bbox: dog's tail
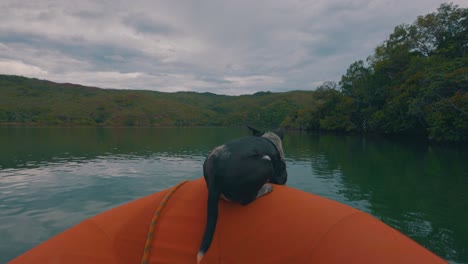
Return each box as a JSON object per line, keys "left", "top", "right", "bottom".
{"left": 198, "top": 184, "right": 220, "bottom": 263}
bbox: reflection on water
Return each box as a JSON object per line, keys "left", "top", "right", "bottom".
{"left": 285, "top": 133, "right": 468, "bottom": 263}
{"left": 0, "top": 127, "right": 467, "bottom": 263}
{"left": 0, "top": 153, "right": 205, "bottom": 261}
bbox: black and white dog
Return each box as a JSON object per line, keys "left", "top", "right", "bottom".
{"left": 197, "top": 125, "right": 288, "bottom": 263}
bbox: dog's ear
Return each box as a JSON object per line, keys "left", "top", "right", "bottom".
{"left": 274, "top": 128, "right": 285, "bottom": 140}
{"left": 246, "top": 125, "right": 263, "bottom": 136}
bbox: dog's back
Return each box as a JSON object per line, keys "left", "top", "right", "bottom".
{"left": 203, "top": 136, "right": 284, "bottom": 204}
{"left": 198, "top": 127, "right": 288, "bottom": 263}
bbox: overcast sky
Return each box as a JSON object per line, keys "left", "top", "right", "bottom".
{"left": 0, "top": 0, "right": 466, "bottom": 95}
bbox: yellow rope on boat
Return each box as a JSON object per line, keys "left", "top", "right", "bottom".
{"left": 141, "top": 180, "right": 189, "bottom": 264}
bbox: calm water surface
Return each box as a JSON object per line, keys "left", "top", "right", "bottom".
{"left": 1, "top": 127, "right": 467, "bottom": 263}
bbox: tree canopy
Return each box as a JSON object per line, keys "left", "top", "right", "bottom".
{"left": 282, "top": 3, "right": 467, "bottom": 142}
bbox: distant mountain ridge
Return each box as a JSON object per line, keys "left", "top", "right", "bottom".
{"left": 0, "top": 74, "right": 314, "bottom": 128}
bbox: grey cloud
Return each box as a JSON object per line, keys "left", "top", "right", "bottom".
{"left": 0, "top": 32, "right": 147, "bottom": 73}
{"left": 124, "top": 14, "right": 176, "bottom": 35}
{"left": 0, "top": 0, "right": 466, "bottom": 95}
{"left": 197, "top": 76, "right": 233, "bottom": 85}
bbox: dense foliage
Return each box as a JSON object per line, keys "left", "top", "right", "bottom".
{"left": 0, "top": 3, "right": 466, "bottom": 142}
{"left": 281, "top": 3, "right": 467, "bottom": 142}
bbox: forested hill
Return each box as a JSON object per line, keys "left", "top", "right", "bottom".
{"left": 1, "top": 3, "right": 467, "bottom": 142}
{"left": 282, "top": 3, "right": 467, "bottom": 143}
{"left": 0, "top": 74, "right": 316, "bottom": 128}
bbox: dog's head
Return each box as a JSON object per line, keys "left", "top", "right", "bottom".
{"left": 246, "top": 125, "right": 284, "bottom": 140}
{"left": 246, "top": 125, "right": 287, "bottom": 185}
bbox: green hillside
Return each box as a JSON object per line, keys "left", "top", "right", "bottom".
{"left": 0, "top": 74, "right": 316, "bottom": 128}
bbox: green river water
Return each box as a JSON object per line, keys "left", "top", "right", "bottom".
{"left": 0, "top": 127, "right": 467, "bottom": 263}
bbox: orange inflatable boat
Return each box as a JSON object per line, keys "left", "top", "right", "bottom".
{"left": 10, "top": 178, "right": 447, "bottom": 264}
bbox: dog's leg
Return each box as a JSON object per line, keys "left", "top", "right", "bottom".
{"left": 256, "top": 183, "right": 273, "bottom": 198}
{"left": 198, "top": 185, "right": 221, "bottom": 264}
